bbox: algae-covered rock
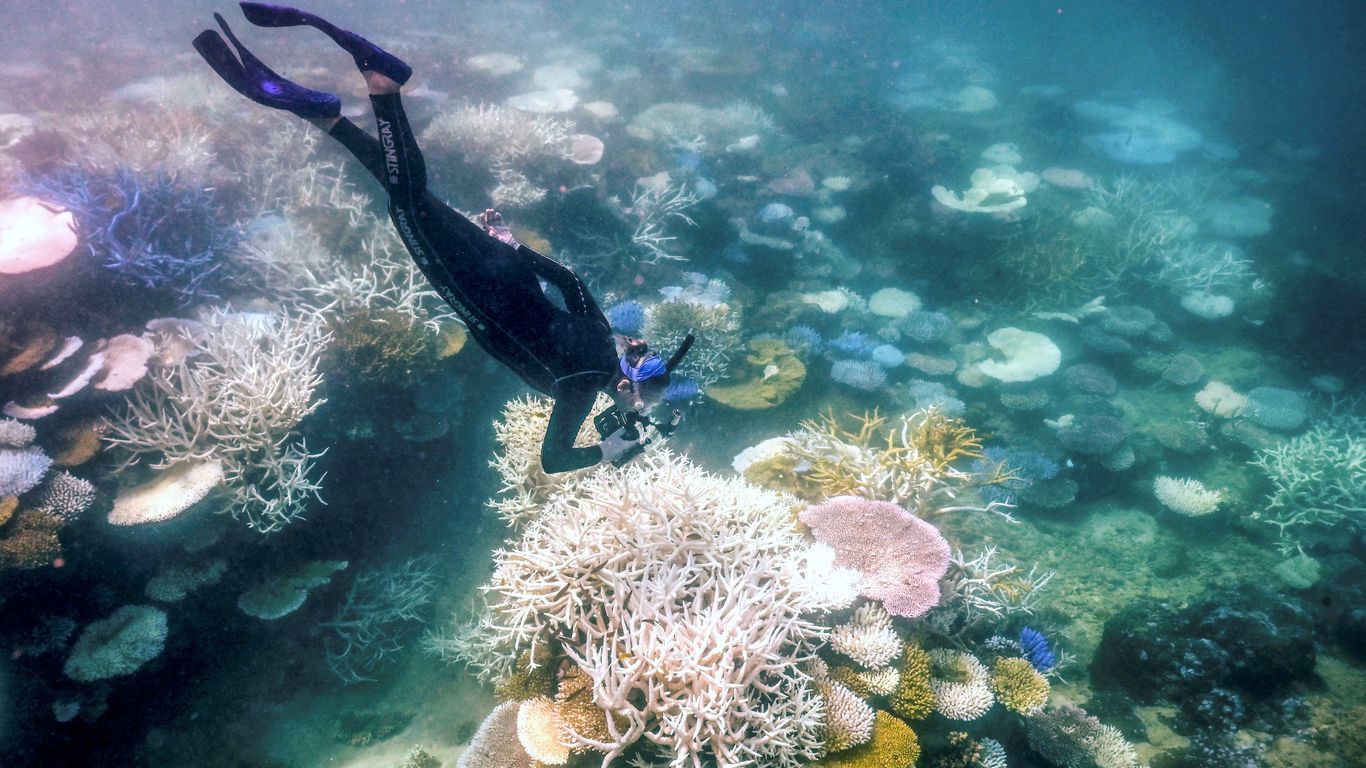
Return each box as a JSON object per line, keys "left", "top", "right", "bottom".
{"left": 707, "top": 338, "right": 805, "bottom": 410}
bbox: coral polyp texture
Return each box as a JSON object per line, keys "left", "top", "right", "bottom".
{"left": 434, "top": 446, "right": 853, "bottom": 766}
{"left": 799, "top": 496, "right": 951, "bottom": 618}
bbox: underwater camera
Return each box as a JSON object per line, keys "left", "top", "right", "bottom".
{"left": 594, "top": 406, "right": 684, "bottom": 467}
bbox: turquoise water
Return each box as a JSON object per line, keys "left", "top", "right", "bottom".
{"left": 0, "top": 2, "right": 1363, "bottom": 766}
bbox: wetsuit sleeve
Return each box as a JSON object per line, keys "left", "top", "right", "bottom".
{"left": 520, "top": 245, "right": 607, "bottom": 322}
{"left": 540, "top": 385, "right": 604, "bottom": 474}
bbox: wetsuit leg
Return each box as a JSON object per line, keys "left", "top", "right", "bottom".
{"left": 326, "top": 117, "right": 388, "bottom": 184}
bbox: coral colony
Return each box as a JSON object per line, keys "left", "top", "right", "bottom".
{"left": 0, "top": 4, "right": 1362, "bottom": 768}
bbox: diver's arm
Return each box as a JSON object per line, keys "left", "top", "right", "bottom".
{"left": 521, "top": 245, "right": 606, "bottom": 321}
{"left": 540, "top": 385, "right": 604, "bottom": 474}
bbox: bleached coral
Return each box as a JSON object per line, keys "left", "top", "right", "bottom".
{"left": 436, "top": 449, "right": 848, "bottom": 767}
{"left": 928, "top": 649, "right": 995, "bottom": 721}
{"left": 1153, "top": 475, "right": 1222, "bottom": 516}
{"left": 818, "top": 679, "right": 874, "bottom": 752}
{"left": 105, "top": 309, "right": 328, "bottom": 532}
{"left": 830, "top": 603, "right": 903, "bottom": 669}
{"left": 1251, "top": 418, "right": 1366, "bottom": 551}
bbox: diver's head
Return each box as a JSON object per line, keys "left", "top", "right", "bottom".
{"left": 615, "top": 342, "right": 670, "bottom": 414}
{"left": 612, "top": 333, "right": 694, "bottom": 414}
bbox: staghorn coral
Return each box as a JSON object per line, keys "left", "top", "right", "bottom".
{"left": 486, "top": 393, "right": 612, "bottom": 529}
{"left": 772, "top": 410, "right": 988, "bottom": 515}
{"left": 23, "top": 166, "right": 240, "bottom": 303}
{"left": 323, "top": 557, "right": 437, "bottom": 685}
{"left": 1250, "top": 417, "right": 1366, "bottom": 551}
{"left": 927, "top": 546, "right": 1054, "bottom": 640}
{"left": 104, "top": 309, "right": 329, "bottom": 533}
{"left": 990, "top": 656, "right": 1050, "bottom": 714}
{"left": 889, "top": 644, "right": 935, "bottom": 721}
{"left": 432, "top": 449, "right": 849, "bottom": 767}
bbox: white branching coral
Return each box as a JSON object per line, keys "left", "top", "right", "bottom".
{"left": 1153, "top": 475, "right": 1223, "bottom": 516}
{"left": 830, "top": 602, "right": 903, "bottom": 669}
{"left": 438, "top": 448, "right": 849, "bottom": 767}
{"left": 105, "top": 309, "right": 329, "bottom": 533}
{"left": 927, "top": 546, "right": 1053, "bottom": 641}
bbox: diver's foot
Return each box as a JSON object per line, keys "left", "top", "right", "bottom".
{"left": 478, "top": 209, "right": 520, "bottom": 247}
{"left": 364, "top": 70, "right": 402, "bottom": 96}
{"left": 239, "top": 2, "right": 412, "bottom": 85}
{"left": 193, "top": 13, "right": 340, "bottom": 119}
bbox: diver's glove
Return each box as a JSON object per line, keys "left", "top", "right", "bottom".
{"left": 599, "top": 427, "right": 647, "bottom": 467}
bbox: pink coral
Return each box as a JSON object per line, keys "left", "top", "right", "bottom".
{"left": 0, "top": 196, "right": 77, "bottom": 275}
{"left": 798, "top": 496, "right": 950, "bottom": 617}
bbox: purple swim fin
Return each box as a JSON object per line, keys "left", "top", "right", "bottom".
{"left": 239, "top": 2, "right": 412, "bottom": 85}
{"left": 192, "top": 13, "right": 340, "bottom": 119}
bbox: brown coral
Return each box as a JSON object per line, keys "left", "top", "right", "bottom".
{"left": 324, "top": 307, "right": 437, "bottom": 386}
{"left": 889, "top": 644, "right": 935, "bottom": 721}
{"left": 0, "top": 510, "right": 62, "bottom": 571}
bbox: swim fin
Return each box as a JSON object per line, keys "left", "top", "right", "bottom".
{"left": 193, "top": 12, "right": 340, "bottom": 119}
{"left": 239, "top": 2, "right": 412, "bottom": 85}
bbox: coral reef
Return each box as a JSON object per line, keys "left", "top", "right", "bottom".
{"left": 433, "top": 448, "right": 850, "bottom": 766}
{"left": 989, "top": 656, "right": 1050, "bottom": 713}
{"left": 1026, "top": 704, "right": 1138, "bottom": 768}
{"left": 105, "top": 309, "right": 329, "bottom": 532}
{"left": 1153, "top": 475, "right": 1223, "bottom": 517}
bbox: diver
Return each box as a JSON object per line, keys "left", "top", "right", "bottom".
{"left": 193, "top": 3, "right": 691, "bottom": 472}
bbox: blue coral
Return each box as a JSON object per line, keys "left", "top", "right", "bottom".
{"left": 828, "top": 331, "right": 875, "bottom": 359}
{"left": 971, "top": 446, "right": 1059, "bottom": 506}
{"left": 607, "top": 300, "right": 647, "bottom": 334}
{"left": 830, "top": 359, "right": 886, "bottom": 391}
{"left": 1020, "top": 626, "right": 1057, "bottom": 672}
{"left": 665, "top": 377, "right": 701, "bottom": 402}
{"left": 782, "top": 325, "right": 823, "bottom": 354}
{"left": 24, "top": 166, "right": 240, "bottom": 303}
{"left": 902, "top": 311, "right": 951, "bottom": 343}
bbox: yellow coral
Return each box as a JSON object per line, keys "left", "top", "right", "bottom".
{"left": 324, "top": 306, "right": 437, "bottom": 385}
{"left": 494, "top": 650, "right": 557, "bottom": 701}
{"left": 783, "top": 409, "right": 981, "bottom": 508}
{"left": 0, "top": 496, "right": 15, "bottom": 528}
{"left": 554, "top": 664, "right": 616, "bottom": 751}
{"left": 435, "top": 322, "right": 467, "bottom": 358}
{"left": 817, "top": 711, "right": 920, "bottom": 768}
{"left": 889, "top": 644, "right": 935, "bottom": 721}
{"left": 707, "top": 338, "right": 806, "bottom": 410}
{"left": 829, "top": 664, "right": 874, "bottom": 699}
{"left": 990, "top": 657, "right": 1050, "bottom": 714}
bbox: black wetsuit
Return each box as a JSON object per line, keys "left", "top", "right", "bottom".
{"left": 328, "top": 93, "right": 617, "bottom": 473}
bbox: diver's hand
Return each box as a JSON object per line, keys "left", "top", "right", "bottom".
{"left": 599, "top": 427, "right": 645, "bottom": 465}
